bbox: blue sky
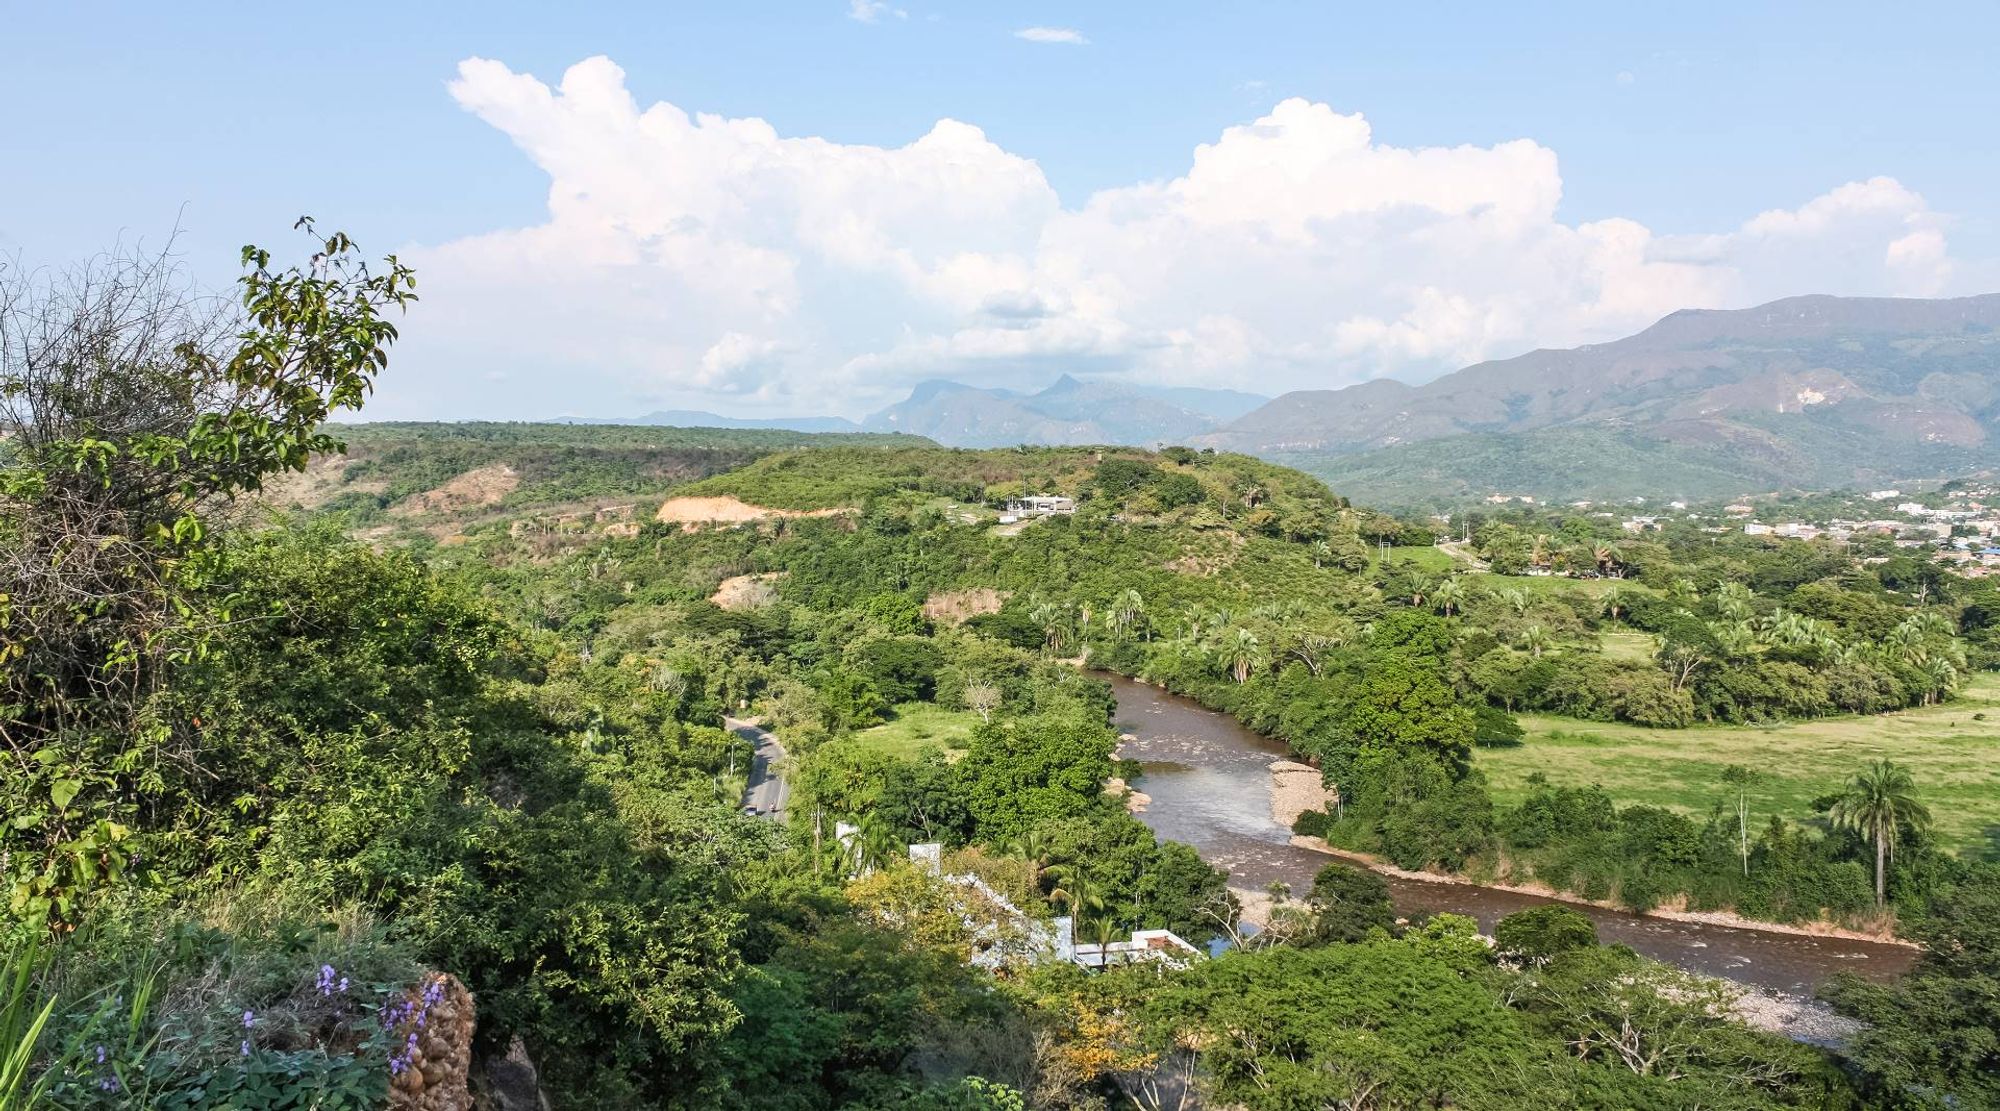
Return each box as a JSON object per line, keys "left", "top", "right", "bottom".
{"left": 5, "top": 2, "right": 1998, "bottom": 419}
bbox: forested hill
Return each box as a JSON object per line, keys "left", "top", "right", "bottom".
{"left": 264, "top": 421, "right": 933, "bottom": 525}
{"left": 9, "top": 232, "right": 1998, "bottom": 1110}
{"left": 1199, "top": 293, "right": 2000, "bottom": 507}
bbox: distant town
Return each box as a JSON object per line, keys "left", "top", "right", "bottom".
{"left": 1468, "top": 480, "right": 2000, "bottom": 576}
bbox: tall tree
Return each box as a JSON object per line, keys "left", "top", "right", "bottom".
{"left": 1828, "top": 759, "right": 1932, "bottom": 909}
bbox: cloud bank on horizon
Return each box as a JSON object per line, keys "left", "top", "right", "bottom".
{"left": 389, "top": 54, "right": 1974, "bottom": 420}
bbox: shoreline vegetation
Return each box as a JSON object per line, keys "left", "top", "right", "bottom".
{"left": 1119, "top": 669, "right": 1919, "bottom": 944}
{"left": 1285, "top": 834, "right": 1916, "bottom": 949}
{"left": 14, "top": 229, "right": 2000, "bottom": 1108}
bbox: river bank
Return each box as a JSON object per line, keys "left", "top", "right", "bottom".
{"left": 1105, "top": 671, "right": 1921, "bottom": 994}
{"left": 1286, "top": 834, "right": 1917, "bottom": 949}
{"left": 1223, "top": 879, "right": 1865, "bottom": 1046}
{"left": 1100, "top": 668, "right": 1910, "bottom": 949}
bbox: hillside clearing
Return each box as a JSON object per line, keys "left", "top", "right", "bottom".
{"left": 850, "top": 703, "right": 983, "bottom": 761}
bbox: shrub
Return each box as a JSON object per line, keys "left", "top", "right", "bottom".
{"left": 1494, "top": 905, "right": 1598, "bottom": 964}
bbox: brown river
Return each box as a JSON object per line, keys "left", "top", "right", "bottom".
{"left": 1108, "top": 674, "right": 1917, "bottom": 998}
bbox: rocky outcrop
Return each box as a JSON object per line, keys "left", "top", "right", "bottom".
{"left": 387, "top": 974, "right": 476, "bottom": 1111}
{"left": 473, "top": 1036, "right": 553, "bottom": 1111}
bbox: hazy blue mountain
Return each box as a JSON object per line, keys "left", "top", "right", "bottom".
{"left": 554, "top": 409, "right": 861, "bottom": 433}
{"left": 860, "top": 375, "right": 1269, "bottom": 447}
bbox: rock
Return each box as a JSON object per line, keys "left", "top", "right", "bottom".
{"left": 389, "top": 974, "right": 476, "bottom": 1111}
{"left": 474, "top": 1036, "right": 552, "bottom": 1111}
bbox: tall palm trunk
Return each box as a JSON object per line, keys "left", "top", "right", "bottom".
{"left": 1875, "top": 826, "right": 1887, "bottom": 909}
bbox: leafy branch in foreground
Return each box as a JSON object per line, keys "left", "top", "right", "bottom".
{"left": 0, "top": 222, "right": 414, "bottom": 925}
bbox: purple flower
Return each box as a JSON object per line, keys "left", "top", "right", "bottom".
{"left": 241, "top": 1010, "right": 255, "bottom": 1029}
{"left": 240, "top": 1039, "right": 251, "bottom": 1057}
{"left": 97, "top": 1076, "right": 120, "bottom": 1093}
{"left": 94, "top": 1044, "right": 106, "bottom": 1065}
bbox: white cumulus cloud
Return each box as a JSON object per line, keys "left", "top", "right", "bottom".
{"left": 1014, "top": 26, "right": 1089, "bottom": 45}
{"left": 847, "top": 0, "right": 901, "bottom": 23}
{"left": 380, "top": 55, "right": 1976, "bottom": 420}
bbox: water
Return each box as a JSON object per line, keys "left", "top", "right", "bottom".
{"left": 1108, "top": 673, "right": 1917, "bottom": 997}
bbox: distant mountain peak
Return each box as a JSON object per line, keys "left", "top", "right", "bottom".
{"left": 859, "top": 374, "right": 1269, "bottom": 448}
{"left": 1197, "top": 291, "right": 2000, "bottom": 506}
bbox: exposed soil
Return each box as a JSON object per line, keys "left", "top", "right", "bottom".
{"left": 261, "top": 453, "right": 385, "bottom": 509}
{"left": 711, "top": 572, "right": 785, "bottom": 611}
{"left": 654, "top": 495, "right": 848, "bottom": 529}
{"left": 924, "top": 588, "right": 1008, "bottom": 626}
{"left": 391, "top": 464, "right": 519, "bottom": 517}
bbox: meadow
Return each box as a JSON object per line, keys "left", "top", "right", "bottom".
{"left": 850, "top": 702, "right": 983, "bottom": 760}
{"left": 1479, "top": 672, "right": 2000, "bottom": 857}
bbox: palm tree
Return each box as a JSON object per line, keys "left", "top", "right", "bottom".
{"left": 1223, "top": 627, "right": 1264, "bottom": 683}
{"left": 1715, "top": 582, "right": 1754, "bottom": 623}
{"left": 1520, "top": 624, "right": 1550, "bottom": 659}
{"left": 1003, "top": 830, "right": 1058, "bottom": 891}
{"left": 1388, "top": 569, "right": 1439, "bottom": 608}
{"left": 848, "top": 811, "right": 902, "bottom": 875}
{"left": 1593, "top": 543, "right": 1622, "bottom": 579}
{"left": 1600, "top": 588, "right": 1630, "bottom": 624}
{"left": 1922, "top": 656, "right": 1960, "bottom": 706}
{"left": 1311, "top": 539, "right": 1332, "bottom": 568}
{"left": 1529, "top": 533, "right": 1553, "bottom": 570}
{"left": 1712, "top": 621, "right": 1757, "bottom": 659}
{"left": 1828, "top": 759, "right": 1932, "bottom": 909}
{"left": 1503, "top": 588, "right": 1530, "bottom": 617}
{"left": 1110, "top": 588, "right": 1146, "bottom": 641}
{"left": 1432, "top": 576, "right": 1467, "bottom": 618}
{"left": 1046, "top": 864, "right": 1110, "bottom": 937}
{"left": 1030, "top": 601, "right": 1070, "bottom": 655}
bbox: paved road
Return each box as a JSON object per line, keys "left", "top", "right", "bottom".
{"left": 728, "top": 717, "right": 789, "bottom": 820}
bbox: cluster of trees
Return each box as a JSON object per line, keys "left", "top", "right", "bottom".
{"left": 9, "top": 227, "right": 1997, "bottom": 1108}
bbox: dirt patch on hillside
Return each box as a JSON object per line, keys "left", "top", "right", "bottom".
{"left": 924, "top": 588, "right": 1009, "bottom": 626}
{"left": 1270, "top": 760, "right": 1336, "bottom": 828}
{"left": 262, "top": 453, "right": 385, "bottom": 509}
{"left": 655, "top": 495, "right": 847, "bottom": 529}
{"left": 391, "top": 464, "right": 518, "bottom": 517}
{"left": 712, "top": 572, "right": 785, "bottom": 611}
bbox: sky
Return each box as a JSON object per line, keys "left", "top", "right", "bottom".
{"left": 5, "top": 2, "right": 1999, "bottom": 420}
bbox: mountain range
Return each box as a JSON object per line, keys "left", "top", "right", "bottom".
{"left": 554, "top": 409, "right": 863, "bottom": 433}
{"left": 859, "top": 375, "right": 1267, "bottom": 447}
{"left": 565, "top": 293, "right": 2000, "bottom": 507}
{"left": 559, "top": 376, "right": 1268, "bottom": 446}
{"left": 1204, "top": 293, "right": 2000, "bottom": 506}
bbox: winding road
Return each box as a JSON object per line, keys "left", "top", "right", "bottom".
{"left": 729, "top": 717, "right": 789, "bottom": 820}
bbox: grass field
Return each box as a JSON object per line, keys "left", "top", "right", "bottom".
{"left": 851, "top": 703, "right": 982, "bottom": 760}
{"left": 1598, "top": 630, "right": 1657, "bottom": 663}
{"left": 1384, "top": 546, "right": 1456, "bottom": 572}
{"left": 1479, "top": 673, "right": 2000, "bottom": 857}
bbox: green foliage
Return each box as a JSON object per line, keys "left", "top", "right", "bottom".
{"left": 1303, "top": 863, "right": 1395, "bottom": 944}
{"left": 2, "top": 224, "right": 413, "bottom": 926}
{"left": 1825, "top": 866, "right": 2000, "bottom": 1108}
{"left": 1494, "top": 905, "right": 1599, "bottom": 964}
